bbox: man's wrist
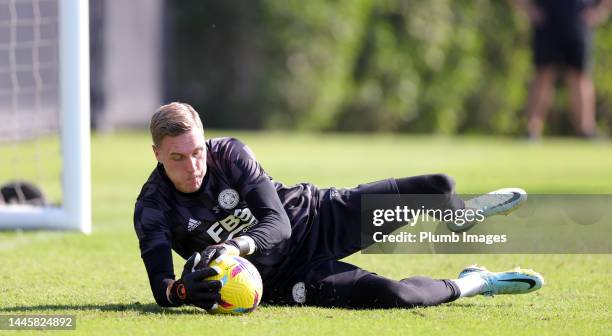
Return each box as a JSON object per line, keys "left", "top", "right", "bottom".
{"left": 225, "top": 236, "right": 256, "bottom": 256}
{"left": 165, "top": 279, "right": 176, "bottom": 304}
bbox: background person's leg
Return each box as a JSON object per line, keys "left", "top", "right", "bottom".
{"left": 566, "top": 69, "right": 596, "bottom": 138}
{"left": 528, "top": 24, "right": 560, "bottom": 139}
{"left": 527, "top": 66, "right": 556, "bottom": 139}
{"left": 560, "top": 21, "right": 595, "bottom": 137}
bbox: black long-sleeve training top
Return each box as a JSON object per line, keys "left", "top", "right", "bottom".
{"left": 133, "top": 137, "right": 318, "bottom": 306}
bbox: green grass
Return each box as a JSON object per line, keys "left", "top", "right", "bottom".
{"left": 1, "top": 131, "right": 611, "bottom": 335}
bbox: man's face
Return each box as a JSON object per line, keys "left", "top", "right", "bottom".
{"left": 153, "top": 128, "right": 206, "bottom": 193}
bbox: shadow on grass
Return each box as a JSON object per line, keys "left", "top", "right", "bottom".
{"left": 446, "top": 302, "right": 515, "bottom": 308}
{"left": 0, "top": 301, "right": 515, "bottom": 315}
{"left": 0, "top": 302, "right": 203, "bottom": 315}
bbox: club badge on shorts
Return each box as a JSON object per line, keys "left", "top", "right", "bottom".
{"left": 292, "top": 282, "right": 306, "bottom": 304}
{"left": 218, "top": 188, "right": 239, "bottom": 210}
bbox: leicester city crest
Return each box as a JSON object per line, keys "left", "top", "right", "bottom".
{"left": 218, "top": 188, "right": 239, "bottom": 210}
{"left": 292, "top": 282, "right": 306, "bottom": 304}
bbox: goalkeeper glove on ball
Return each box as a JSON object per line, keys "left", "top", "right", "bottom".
{"left": 168, "top": 252, "right": 222, "bottom": 310}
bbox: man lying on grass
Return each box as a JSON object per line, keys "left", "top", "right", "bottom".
{"left": 134, "top": 102, "right": 543, "bottom": 311}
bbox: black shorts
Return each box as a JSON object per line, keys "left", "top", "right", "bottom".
{"left": 263, "top": 178, "right": 399, "bottom": 305}
{"left": 261, "top": 176, "right": 463, "bottom": 307}
{"left": 533, "top": 23, "right": 591, "bottom": 71}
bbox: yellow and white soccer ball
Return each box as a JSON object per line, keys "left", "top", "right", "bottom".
{"left": 206, "top": 255, "right": 263, "bottom": 314}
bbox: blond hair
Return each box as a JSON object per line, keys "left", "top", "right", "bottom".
{"left": 150, "top": 102, "right": 204, "bottom": 147}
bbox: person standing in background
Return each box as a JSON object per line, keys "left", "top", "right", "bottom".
{"left": 511, "top": 0, "right": 611, "bottom": 139}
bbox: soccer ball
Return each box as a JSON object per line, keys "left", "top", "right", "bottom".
{"left": 206, "top": 255, "right": 263, "bottom": 314}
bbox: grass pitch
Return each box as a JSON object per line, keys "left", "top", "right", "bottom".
{"left": 1, "top": 132, "right": 611, "bottom": 335}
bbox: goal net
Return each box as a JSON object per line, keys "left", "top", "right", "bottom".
{"left": 0, "top": 0, "right": 90, "bottom": 233}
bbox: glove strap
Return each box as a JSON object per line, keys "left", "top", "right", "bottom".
{"left": 168, "top": 279, "right": 189, "bottom": 305}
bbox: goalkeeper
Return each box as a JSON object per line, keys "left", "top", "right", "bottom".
{"left": 134, "top": 102, "right": 543, "bottom": 310}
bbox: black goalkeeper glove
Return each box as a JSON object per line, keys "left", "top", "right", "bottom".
{"left": 168, "top": 252, "right": 222, "bottom": 310}
{"left": 200, "top": 243, "right": 240, "bottom": 266}
{"left": 200, "top": 236, "right": 255, "bottom": 266}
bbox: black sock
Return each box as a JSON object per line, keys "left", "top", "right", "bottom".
{"left": 395, "top": 174, "right": 464, "bottom": 209}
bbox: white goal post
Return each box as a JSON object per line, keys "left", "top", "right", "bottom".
{"left": 0, "top": 0, "right": 91, "bottom": 233}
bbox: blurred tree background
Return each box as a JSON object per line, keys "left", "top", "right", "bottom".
{"left": 164, "top": 0, "right": 612, "bottom": 135}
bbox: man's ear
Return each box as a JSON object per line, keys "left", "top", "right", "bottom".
{"left": 152, "top": 145, "right": 161, "bottom": 162}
